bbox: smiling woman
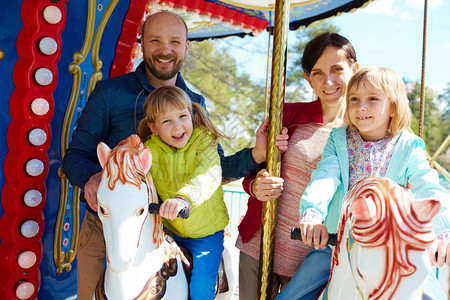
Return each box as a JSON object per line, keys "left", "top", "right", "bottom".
{"left": 236, "top": 32, "right": 360, "bottom": 299}
{"left": 303, "top": 46, "right": 358, "bottom": 129}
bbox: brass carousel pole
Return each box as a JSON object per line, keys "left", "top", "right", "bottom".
{"left": 419, "top": 0, "right": 428, "bottom": 138}
{"left": 258, "top": 0, "right": 290, "bottom": 299}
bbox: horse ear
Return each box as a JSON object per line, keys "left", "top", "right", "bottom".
{"left": 130, "top": 134, "right": 144, "bottom": 149}
{"left": 351, "top": 196, "right": 375, "bottom": 222}
{"left": 97, "top": 142, "right": 111, "bottom": 169}
{"left": 411, "top": 198, "right": 441, "bottom": 222}
{"left": 139, "top": 146, "right": 152, "bottom": 174}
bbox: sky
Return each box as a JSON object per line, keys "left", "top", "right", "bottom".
{"left": 219, "top": 0, "right": 450, "bottom": 94}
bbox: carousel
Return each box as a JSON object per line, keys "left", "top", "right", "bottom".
{"left": 0, "top": 0, "right": 447, "bottom": 299}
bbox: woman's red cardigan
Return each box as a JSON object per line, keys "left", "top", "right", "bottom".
{"left": 238, "top": 100, "right": 323, "bottom": 243}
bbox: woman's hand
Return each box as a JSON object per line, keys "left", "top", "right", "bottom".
{"left": 251, "top": 169, "right": 284, "bottom": 202}
{"left": 159, "top": 198, "right": 189, "bottom": 220}
{"left": 252, "top": 118, "right": 289, "bottom": 164}
{"left": 299, "top": 222, "right": 329, "bottom": 250}
{"left": 428, "top": 238, "right": 450, "bottom": 267}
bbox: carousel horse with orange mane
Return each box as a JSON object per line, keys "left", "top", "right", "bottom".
{"left": 299, "top": 177, "right": 442, "bottom": 300}
{"left": 94, "top": 134, "right": 235, "bottom": 300}
{"left": 94, "top": 134, "right": 188, "bottom": 300}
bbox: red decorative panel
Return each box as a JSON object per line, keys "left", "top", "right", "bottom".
{"left": 110, "top": 0, "right": 148, "bottom": 78}
{"left": 162, "top": 0, "right": 269, "bottom": 31}
{"left": 0, "top": 1, "right": 67, "bottom": 299}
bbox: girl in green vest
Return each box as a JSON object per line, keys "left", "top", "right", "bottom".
{"left": 138, "top": 86, "right": 230, "bottom": 300}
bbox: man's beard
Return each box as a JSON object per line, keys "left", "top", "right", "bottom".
{"left": 144, "top": 55, "right": 184, "bottom": 81}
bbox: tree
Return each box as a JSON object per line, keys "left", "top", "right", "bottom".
{"left": 181, "top": 21, "right": 340, "bottom": 153}
{"left": 182, "top": 40, "right": 266, "bottom": 154}
{"left": 438, "top": 82, "right": 450, "bottom": 120}
{"left": 408, "top": 83, "right": 448, "bottom": 155}
{"left": 437, "top": 83, "right": 450, "bottom": 170}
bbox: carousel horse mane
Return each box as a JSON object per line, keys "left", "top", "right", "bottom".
{"left": 98, "top": 134, "right": 164, "bottom": 247}
{"left": 331, "top": 177, "right": 440, "bottom": 300}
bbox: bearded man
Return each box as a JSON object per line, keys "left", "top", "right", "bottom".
{"left": 63, "top": 11, "right": 285, "bottom": 299}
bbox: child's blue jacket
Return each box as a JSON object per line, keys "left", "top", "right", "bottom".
{"left": 300, "top": 125, "right": 450, "bottom": 236}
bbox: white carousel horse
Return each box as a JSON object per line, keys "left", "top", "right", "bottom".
{"left": 215, "top": 228, "right": 238, "bottom": 300}
{"left": 94, "top": 134, "right": 235, "bottom": 299}
{"left": 318, "top": 177, "right": 441, "bottom": 300}
{"left": 95, "top": 134, "right": 188, "bottom": 300}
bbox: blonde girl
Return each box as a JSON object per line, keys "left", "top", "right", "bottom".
{"left": 278, "top": 67, "right": 450, "bottom": 300}
{"left": 138, "top": 86, "right": 229, "bottom": 300}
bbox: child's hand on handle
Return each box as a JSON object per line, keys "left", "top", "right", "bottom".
{"left": 160, "top": 197, "right": 190, "bottom": 220}
{"left": 427, "top": 238, "right": 450, "bottom": 267}
{"left": 251, "top": 168, "right": 284, "bottom": 202}
{"left": 299, "top": 222, "right": 329, "bottom": 250}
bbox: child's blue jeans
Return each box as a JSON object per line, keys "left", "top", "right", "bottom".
{"left": 172, "top": 230, "right": 224, "bottom": 300}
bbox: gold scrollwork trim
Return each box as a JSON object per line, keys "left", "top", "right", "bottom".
{"left": 60, "top": 63, "right": 81, "bottom": 157}
{"left": 91, "top": 0, "right": 119, "bottom": 72}
{"left": 88, "top": 71, "right": 104, "bottom": 96}
{"left": 55, "top": 0, "right": 118, "bottom": 274}
{"left": 54, "top": 169, "right": 80, "bottom": 275}
{"left": 73, "top": 0, "right": 97, "bottom": 64}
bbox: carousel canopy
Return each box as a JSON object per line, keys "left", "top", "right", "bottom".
{"left": 149, "top": 0, "right": 374, "bottom": 40}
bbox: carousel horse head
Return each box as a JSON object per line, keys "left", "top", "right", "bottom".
{"left": 96, "top": 134, "right": 163, "bottom": 273}
{"left": 323, "top": 176, "right": 441, "bottom": 300}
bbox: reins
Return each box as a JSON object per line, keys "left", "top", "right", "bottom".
{"left": 136, "top": 172, "right": 150, "bottom": 248}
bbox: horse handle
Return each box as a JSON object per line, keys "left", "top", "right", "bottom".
{"left": 80, "top": 193, "right": 190, "bottom": 219}
{"left": 148, "top": 203, "right": 190, "bottom": 219}
{"left": 290, "top": 227, "right": 337, "bottom": 246}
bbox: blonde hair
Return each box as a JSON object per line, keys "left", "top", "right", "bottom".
{"left": 137, "top": 86, "right": 229, "bottom": 146}
{"left": 346, "top": 66, "right": 411, "bottom": 135}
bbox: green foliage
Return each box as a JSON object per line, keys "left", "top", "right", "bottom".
{"left": 181, "top": 21, "right": 340, "bottom": 153}
{"left": 436, "top": 83, "right": 450, "bottom": 170}
{"left": 408, "top": 82, "right": 449, "bottom": 158}
{"left": 180, "top": 25, "right": 449, "bottom": 173}
{"left": 182, "top": 40, "right": 266, "bottom": 154}
{"left": 438, "top": 82, "right": 450, "bottom": 119}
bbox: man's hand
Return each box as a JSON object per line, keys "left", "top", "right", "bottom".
{"left": 252, "top": 118, "right": 289, "bottom": 164}
{"left": 299, "top": 222, "right": 329, "bottom": 250}
{"left": 428, "top": 238, "right": 450, "bottom": 268}
{"left": 160, "top": 198, "right": 189, "bottom": 220}
{"left": 84, "top": 172, "right": 102, "bottom": 212}
{"left": 251, "top": 169, "right": 284, "bottom": 202}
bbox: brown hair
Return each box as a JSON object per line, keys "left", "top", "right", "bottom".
{"left": 302, "top": 32, "right": 357, "bottom": 75}
{"left": 138, "top": 86, "right": 229, "bottom": 146}
{"left": 346, "top": 66, "right": 411, "bottom": 135}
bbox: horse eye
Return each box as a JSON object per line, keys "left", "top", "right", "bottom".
{"left": 136, "top": 208, "right": 145, "bottom": 216}
{"left": 99, "top": 205, "right": 108, "bottom": 216}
